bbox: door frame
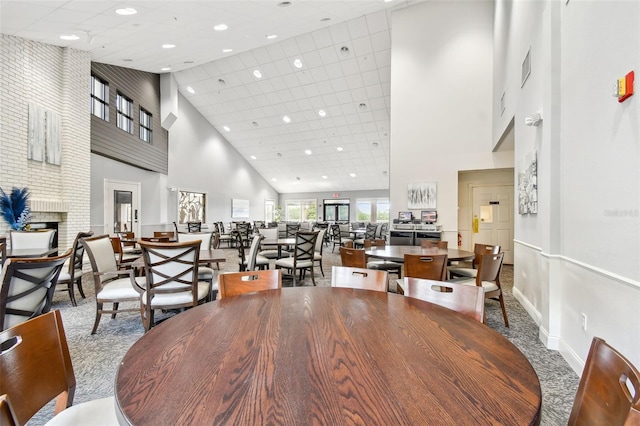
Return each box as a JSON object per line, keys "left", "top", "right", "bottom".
{"left": 104, "top": 179, "right": 141, "bottom": 236}
{"left": 468, "top": 183, "right": 514, "bottom": 264}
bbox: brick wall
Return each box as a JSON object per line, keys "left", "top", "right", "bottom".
{"left": 0, "top": 35, "right": 91, "bottom": 251}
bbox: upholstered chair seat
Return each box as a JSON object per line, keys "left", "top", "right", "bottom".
{"left": 141, "top": 281, "right": 210, "bottom": 307}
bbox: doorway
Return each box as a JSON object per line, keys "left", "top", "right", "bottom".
{"left": 471, "top": 184, "right": 514, "bottom": 263}
{"left": 104, "top": 180, "right": 141, "bottom": 236}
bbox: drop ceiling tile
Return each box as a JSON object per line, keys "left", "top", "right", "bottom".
{"left": 352, "top": 36, "right": 373, "bottom": 57}
{"left": 318, "top": 45, "right": 339, "bottom": 64}
{"left": 341, "top": 58, "right": 360, "bottom": 76}
{"left": 275, "top": 59, "right": 293, "bottom": 75}
{"left": 267, "top": 43, "right": 287, "bottom": 61}
{"left": 366, "top": 10, "right": 390, "bottom": 33}
{"left": 289, "top": 86, "right": 307, "bottom": 100}
{"left": 351, "top": 87, "right": 368, "bottom": 101}
{"left": 296, "top": 70, "right": 315, "bottom": 86}
{"left": 370, "top": 30, "right": 391, "bottom": 51}
{"left": 345, "top": 74, "right": 364, "bottom": 90}
{"left": 365, "top": 84, "right": 384, "bottom": 99}
{"left": 303, "top": 84, "right": 321, "bottom": 98}
{"left": 316, "top": 81, "right": 334, "bottom": 96}
{"left": 261, "top": 63, "right": 280, "bottom": 80}
{"left": 311, "top": 27, "right": 333, "bottom": 48}
{"left": 346, "top": 16, "right": 368, "bottom": 39}
{"left": 368, "top": 97, "right": 387, "bottom": 111}
{"left": 310, "top": 67, "right": 329, "bottom": 82}
{"left": 328, "top": 22, "right": 350, "bottom": 43}
{"left": 296, "top": 98, "right": 313, "bottom": 110}
{"left": 280, "top": 37, "right": 300, "bottom": 57}
{"left": 295, "top": 32, "right": 316, "bottom": 52}
{"left": 335, "top": 91, "right": 353, "bottom": 104}
{"left": 374, "top": 51, "right": 391, "bottom": 70}
{"left": 359, "top": 111, "right": 374, "bottom": 123}
{"left": 269, "top": 76, "right": 288, "bottom": 92}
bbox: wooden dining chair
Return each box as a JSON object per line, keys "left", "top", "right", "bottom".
{"left": 0, "top": 310, "right": 119, "bottom": 425}
{"left": 0, "top": 237, "right": 6, "bottom": 266}
{"left": 330, "top": 224, "right": 353, "bottom": 253}
{"left": 420, "top": 240, "right": 448, "bottom": 249}
{"left": 138, "top": 240, "right": 210, "bottom": 331}
{"left": 331, "top": 266, "right": 388, "bottom": 292}
{"left": 55, "top": 231, "right": 93, "bottom": 306}
{"left": 399, "top": 253, "right": 448, "bottom": 295}
{"left": 141, "top": 236, "right": 170, "bottom": 242}
{"left": 187, "top": 221, "right": 202, "bottom": 232}
{"left": 339, "top": 246, "right": 367, "bottom": 268}
{"left": 9, "top": 229, "right": 56, "bottom": 251}
{"left": 275, "top": 230, "right": 318, "bottom": 286}
{"left": 363, "top": 239, "right": 402, "bottom": 278}
{"left": 448, "top": 243, "right": 500, "bottom": 278}
{"left": 568, "top": 337, "right": 640, "bottom": 425}
{"left": 402, "top": 277, "right": 484, "bottom": 322}
{"left": 153, "top": 231, "right": 175, "bottom": 240}
{"left": 109, "top": 236, "right": 139, "bottom": 269}
{"left": 218, "top": 269, "right": 282, "bottom": 298}
{"left": 0, "top": 394, "right": 18, "bottom": 426}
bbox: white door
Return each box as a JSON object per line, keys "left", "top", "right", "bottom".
{"left": 471, "top": 185, "right": 514, "bottom": 264}
{"left": 104, "top": 180, "right": 141, "bottom": 236}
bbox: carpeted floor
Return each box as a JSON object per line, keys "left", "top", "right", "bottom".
{"left": 28, "top": 247, "right": 579, "bottom": 425}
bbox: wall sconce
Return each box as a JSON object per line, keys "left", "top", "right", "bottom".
{"left": 525, "top": 110, "right": 543, "bottom": 126}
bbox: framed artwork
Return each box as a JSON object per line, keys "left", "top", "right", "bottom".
{"left": 232, "top": 198, "right": 249, "bottom": 218}
{"left": 178, "top": 190, "right": 206, "bottom": 224}
{"left": 408, "top": 182, "right": 437, "bottom": 209}
{"left": 518, "top": 151, "right": 538, "bottom": 214}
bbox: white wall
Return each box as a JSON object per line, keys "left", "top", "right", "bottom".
{"left": 390, "top": 1, "right": 513, "bottom": 246}
{"left": 279, "top": 189, "right": 389, "bottom": 222}
{"left": 494, "top": 0, "right": 640, "bottom": 372}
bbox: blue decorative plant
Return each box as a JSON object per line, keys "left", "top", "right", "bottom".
{"left": 0, "top": 187, "right": 31, "bottom": 230}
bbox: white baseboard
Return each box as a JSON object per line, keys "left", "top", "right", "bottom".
{"left": 559, "top": 338, "right": 585, "bottom": 376}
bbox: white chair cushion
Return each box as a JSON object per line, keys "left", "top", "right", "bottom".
{"left": 457, "top": 278, "right": 496, "bottom": 292}
{"left": 313, "top": 252, "right": 322, "bottom": 261}
{"left": 97, "top": 278, "right": 140, "bottom": 300}
{"left": 447, "top": 267, "right": 477, "bottom": 278}
{"left": 198, "top": 266, "right": 214, "bottom": 280}
{"left": 142, "top": 282, "right": 210, "bottom": 307}
{"left": 45, "top": 396, "right": 118, "bottom": 426}
{"left": 275, "top": 258, "right": 313, "bottom": 269}
{"left": 57, "top": 271, "right": 72, "bottom": 281}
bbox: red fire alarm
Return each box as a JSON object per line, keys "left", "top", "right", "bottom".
{"left": 617, "top": 71, "right": 634, "bottom": 103}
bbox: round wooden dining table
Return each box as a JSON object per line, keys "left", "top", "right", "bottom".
{"left": 365, "top": 245, "right": 475, "bottom": 262}
{"left": 115, "top": 287, "right": 541, "bottom": 425}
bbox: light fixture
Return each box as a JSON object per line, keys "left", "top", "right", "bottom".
{"left": 282, "top": 115, "right": 291, "bottom": 123}
{"left": 223, "top": 126, "right": 230, "bottom": 132}
{"left": 186, "top": 86, "right": 195, "bottom": 94}
{"left": 213, "top": 24, "right": 228, "bottom": 31}
{"left": 115, "top": 7, "right": 137, "bottom": 15}
{"left": 218, "top": 78, "right": 227, "bottom": 86}
{"left": 162, "top": 44, "right": 176, "bottom": 49}
{"left": 322, "top": 175, "right": 328, "bottom": 179}
{"left": 266, "top": 34, "right": 278, "bottom": 40}
{"left": 250, "top": 155, "right": 257, "bottom": 160}
{"left": 340, "top": 46, "right": 350, "bottom": 56}
{"left": 371, "top": 142, "right": 379, "bottom": 147}
{"left": 525, "top": 110, "right": 543, "bottom": 126}
{"left": 271, "top": 178, "right": 277, "bottom": 182}
{"left": 59, "top": 34, "right": 80, "bottom": 41}
{"left": 252, "top": 121, "right": 259, "bottom": 127}
{"left": 318, "top": 109, "right": 327, "bottom": 117}
{"left": 253, "top": 69, "right": 263, "bottom": 79}
{"left": 304, "top": 149, "right": 312, "bottom": 155}
{"left": 336, "top": 146, "right": 344, "bottom": 152}
{"left": 222, "top": 48, "right": 233, "bottom": 53}
{"left": 350, "top": 173, "right": 357, "bottom": 178}
{"left": 320, "top": 17, "right": 331, "bottom": 22}
{"left": 278, "top": 1, "right": 292, "bottom": 6}
{"left": 359, "top": 102, "right": 367, "bottom": 110}
{"left": 276, "top": 152, "right": 283, "bottom": 157}
{"left": 293, "top": 58, "right": 303, "bottom": 69}
{"left": 161, "top": 66, "right": 171, "bottom": 71}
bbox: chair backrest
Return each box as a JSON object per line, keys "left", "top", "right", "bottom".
{"left": 472, "top": 243, "right": 501, "bottom": 268}
{"left": 364, "top": 223, "right": 377, "bottom": 239}
{"left": 138, "top": 240, "right": 200, "bottom": 307}
{"left": 117, "top": 232, "right": 135, "bottom": 247}
{"left": 187, "top": 222, "right": 202, "bottom": 232}
{"left": 154, "top": 231, "right": 175, "bottom": 239}
{"left": 177, "top": 231, "right": 213, "bottom": 250}
{"left": 9, "top": 229, "right": 56, "bottom": 250}
{"left": 421, "top": 240, "right": 448, "bottom": 249}
{"left": 330, "top": 224, "right": 341, "bottom": 241}
{"left": 379, "top": 222, "right": 389, "bottom": 239}
{"left": 218, "top": 269, "right": 282, "bottom": 298}
{"left": 212, "top": 232, "right": 220, "bottom": 249}
{"left": 403, "top": 253, "right": 448, "bottom": 281}
{"left": 286, "top": 223, "right": 300, "bottom": 239}
{"left": 363, "top": 239, "right": 385, "bottom": 248}
{"left": 0, "top": 252, "right": 70, "bottom": 331}
{"left": 339, "top": 247, "right": 367, "bottom": 268}
{"left": 253, "top": 221, "right": 265, "bottom": 229}
{"left": 568, "top": 337, "right": 640, "bottom": 425}
{"left": 0, "top": 394, "right": 18, "bottom": 426}
{"left": 293, "top": 231, "right": 317, "bottom": 263}
{"left": 0, "top": 310, "right": 76, "bottom": 425}
{"left": 314, "top": 228, "right": 327, "bottom": 254}
{"left": 245, "top": 235, "right": 263, "bottom": 271}
{"left": 68, "top": 231, "right": 93, "bottom": 276}
{"left": 81, "top": 234, "right": 119, "bottom": 283}
{"left": 141, "top": 237, "right": 170, "bottom": 242}
{"left": 475, "top": 252, "right": 505, "bottom": 285}
{"left": 259, "top": 227, "right": 278, "bottom": 242}
{"left": 109, "top": 236, "right": 124, "bottom": 258}
{"left": 331, "top": 266, "right": 388, "bottom": 292}
{"left": 403, "top": 278, "right": 484, "bottom": 322}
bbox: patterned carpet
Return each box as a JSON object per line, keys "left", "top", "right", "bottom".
{"left": 28, "top": 246, "right": 579, "bottom": 425}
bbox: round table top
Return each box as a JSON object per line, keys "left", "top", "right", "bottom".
{"left": 115, "top": 287, "right": 541, "bottom": 425}
{"left": 365, "top": 246, "right": 475, "bottom": 262}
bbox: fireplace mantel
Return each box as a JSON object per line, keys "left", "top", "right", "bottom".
{"left": 30, "top": 199, "right": 69, "bottom": 213}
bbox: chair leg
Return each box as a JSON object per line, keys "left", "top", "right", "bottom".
{"left": 309, "top": 267, "right": 316, "bottom": 286}
{"left": 67, "top": 282, "right": 77, "bottom": 307}
{"left": 112, "top": 302, "right": 119, "bottom": 319}
{"left": 319, "top": 260, "right": 325, "bottom": 277}
{"left": 92, "top": 304, "right": 103, "bottom": 335}
{"left": 498, "top": 293, "right": 509, "bottom": 327}
{"left": 76, "top": 277, "right": 86, "bottom": 298}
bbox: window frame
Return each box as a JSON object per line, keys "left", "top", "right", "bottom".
{"left": 355, "top": 197, "right": 390, "bottom": 223}
{"left": 285, "top": 199, "right": 317, "bottom": 222}
{"left": 116, "top": 92, "right": 134, "bottom": 135}
{"left": 90, "top": 75, "right": 109, "bottom": 121}
{"left": 139, "top": 107, "right": 153, "bottom": 143}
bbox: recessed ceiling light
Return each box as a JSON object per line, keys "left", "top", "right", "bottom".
{"left": 59, "top": 34, "right": 79, "bottom": 41}
{"left": 318, "top": 109, "right": 327, "bottom": 117}
{"left": 359, "top": 102, "right": 367, "bottom": 110}
{"left": 278, "top": 1, "right": 292, "bottom": 7}
{"left": 186, "top": 86, "right": 195, "bottom": 94}
{"left": 252, "top": 121, "right": 259, "bottom": 127}
{"left": 123, "top": 59, "right": 133, "bottom": 62}
{"left": 218, "top": 78, "right": 226, "bottom": 86}
{"left": 340, "top": 46, "right": 350, "bottom": 56}
{"left": 282, "top": 115, "right": 291, "bottom": 123}
{"left": 384, "top": 0, "right": 393, "bottom": 2}
{"left": 320, "top": 17, "right": 331, "bottom": 22}
{"left": 293, "top": 58, "right": 303, "bottom": 69}
{"left": 184, "top": 61, "right": 194, "bottom": 64}
{"left": 161, "top": 67, "right": 171, "bottom": 71}
{"left": 266, "top": 34, "right": 278, "bottom": 40}
{"left": 276, "top": 152, "right": 283, "bottom": 157}
{"left": 250, "top": 155, "right": 257, "bottom": 160}
{"left": 272, "top": 178, "right": 277, "bottom": 182}
{"left": 115, "top": 7, "right": 137, "bottom": 15}
{"left": 296, "top": 176, "right": 301, "bottom": 181}
{"left": 371, "top": 142, "right": 379, "bottom": 147}
{"left": 162, "top": 44, "right": 176, "bottom": 49}
{"left": 214, "top": 24, "right": 228, "bottom": 31}
{"left": 322, "top": 175, "right": 328, "bottom": 179}
{"left": 223, "top": 126, "right": 230, "bottom": 132}
{"left": 336, "top": 146, "right": 344, "bottom": 152}
{"left": 350, "top": 173, "right": 357, "bottom": 178}
{"left": 253, "top": 69, "right": 263, "bottom": 79}
{"left": 222, "top": 48, "right": 233, "bottom": 53}
{"left": 305, "top": 149, "right": 312, "bottom": 155}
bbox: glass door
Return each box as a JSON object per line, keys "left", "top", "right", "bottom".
{"left": 114, "top": 190, "right": 133, "bottom": 232}
{"left": 104, "top": 180, "right": 141, "bottom": 236}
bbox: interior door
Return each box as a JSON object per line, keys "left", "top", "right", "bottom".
{"left": 104, "top": 180, "right": 141, "bottom": 236}
{"left": 471, "top": 185, "right": 514, "bottom": 264}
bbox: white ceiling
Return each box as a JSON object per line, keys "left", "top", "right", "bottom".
{"left": 0, "top": 0, "right": 422, "bottom": 193}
